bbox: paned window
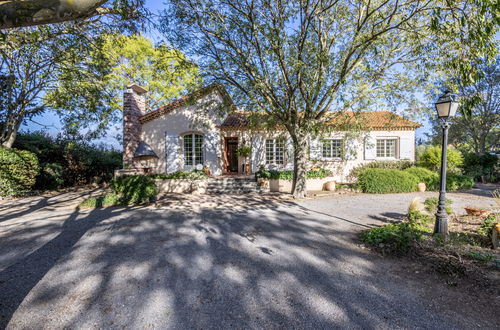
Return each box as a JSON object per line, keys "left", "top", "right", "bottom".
{"left": 265, "top": 138, "right": 285, "bottom": 164}
{"left": 322, "top": 139, "right": 343, "bottom": 159}
{"left": 184, "top": 133, "right": 204, "bottom": 165}
{"left": 376, "top": 138, "right": 397, "bottom": 158}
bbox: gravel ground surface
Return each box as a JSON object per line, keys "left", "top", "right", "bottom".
{"left": 0, "top": 186, "right": 499, "bottom": 329}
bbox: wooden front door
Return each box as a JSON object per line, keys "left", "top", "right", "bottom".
{"left": 225, "top": 138, "right": 239, "bottom": 173}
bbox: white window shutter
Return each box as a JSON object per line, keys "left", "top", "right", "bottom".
{"left": 364, "top": 136, "right": 376, "bottom": 160}
{"left": 399, "top": 137, "right": 413, "bottom": 160}
{"left": 251, "top": 135, "right": 265, "bottom": 171}
{"left": 165, "top": 133, "right": 180, "bottom": 173}
{"left": 345, "top": 136, "right": 357, "bottom": 160}
{"left": 309, "top": 137, "right": 321, "bottom": 160}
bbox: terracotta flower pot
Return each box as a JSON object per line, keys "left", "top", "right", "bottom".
{"left": 324, "top": 181, "right": 336, "bottom": 191}
{"left": 417, "top": 182, "right": 426, "bottom": 192}
{"left": 464, "top": 207, "right": 491, "bottom": 217}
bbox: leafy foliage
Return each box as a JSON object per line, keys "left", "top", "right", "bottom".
{"left": 357, "top": 168, "right": 418, "bottom": 194}
{"left": 111, "top": 175, "right": 157, "bottom": 205}
{"left": 47, "top": 34, "right": 200, "bottom": 138}
{"left": 13, "top": 131, "right": 122, "bottom": 190}
{"left": 478, "top": 213, "right": 498, "bottom": 237}
{"left": 152, "top": 170, "right": 207, "bottom": 180}
{"left": 424, "top": 197, "right": 453, "bottom": 215}
{"left": 404, "top": 167, "right": 440, "bottom": 191}
{"left": 235, "top": 146, "right": 252, "bottom": 158}
{"left": 255, "top": 168, "right": 333, "bottom": 180}
{"left": 446, "top": 174, "right": 474, "bottom": 190}
{"left": 361, "top": 222, "right": 424, "bottom": 255}
{"left": 419, "top": 146, "right": 464, "bottom": 172}
{"left": 0, "top": 147, "right": 39, "bottom": 197}
{"left": 462, "top": 152, "right": 498, "bottom": 182}
{"left": 349, "top": 160, "right": 415, "bottom": 181}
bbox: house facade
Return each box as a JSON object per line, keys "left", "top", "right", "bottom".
{"left": 121, "top": 84, "right": 421, "bottom": 183}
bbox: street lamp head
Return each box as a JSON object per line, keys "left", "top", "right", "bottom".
{"left": 435, "top": 90, "right": 459, "bottom": 119}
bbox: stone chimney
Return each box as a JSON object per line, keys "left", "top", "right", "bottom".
{"left": 123, "top": 84, "right": 147, "bottom": 166}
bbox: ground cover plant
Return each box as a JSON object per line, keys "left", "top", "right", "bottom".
{"left": 255, "top": 168, "right": 333, "bottom": 180}
{"left": 152, "top": 170, "right": 208, "bottom": 180}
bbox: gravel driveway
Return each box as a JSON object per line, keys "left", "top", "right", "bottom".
{"left": 0, "top": 188, "right": 498, "bottom": 329}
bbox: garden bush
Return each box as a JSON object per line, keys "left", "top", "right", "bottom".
{"left": 423, "top": 197, "right": 453, "bottom": 215}
{"left": 404, "top": 167, "right": 439, "bottom": 190}
{"left": 446, "top": 174, "right": 474, "bottom": 190}
{"left": 0, "top": 147, "right": 40, "bottom": 197}
{"left": 13, "top": 131, "right": 122, "bottom": 190}
{"left": 419, "top": 146, "right": 463, "bottom": 172}
{"left": 357, "top": 168, "right": 419, "bottom": 193}
{"left": 361, "top": 222, "right": 424, "bottom": 255}
{"left": 255, "top": 168, "right": 333, "bottom": 180}
{"left": 111, "top": 175, "right": 157, "bottom": 205}
{"left": 462, "top": 152, "right": 499, "bottom": 183}
{"left": 349, "top": 160, "right": 414, "bottom": 180}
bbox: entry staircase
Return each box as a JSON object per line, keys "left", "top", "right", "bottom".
{"left": 206, "top": 176, "right": 268, "bottom": 194}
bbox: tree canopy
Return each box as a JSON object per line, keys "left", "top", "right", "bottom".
{"left": 46, "top": 34, "right": 200, "bottom": 137}
{"left": 163, "top": 0, "right": 499, "bottom": 198}
{"left": 0, "top": 0, "right": 147, "bottom": 29}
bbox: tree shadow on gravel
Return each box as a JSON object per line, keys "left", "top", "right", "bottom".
{"left": 1, "top": 199, "right": 497, "bottom": 329}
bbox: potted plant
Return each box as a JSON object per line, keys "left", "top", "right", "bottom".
{"left": 236, "top": 145, "right": 252, "bottom": 175}
{"left": 464, "top": 206, "right": 491, "bottom": 217}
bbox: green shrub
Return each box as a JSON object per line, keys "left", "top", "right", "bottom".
{"left": 349, "top": 160, "right": 414, "bottom": 180}
{"left": 152, "top": 170, "right": 207, "bottom": 180}
{"left": 361, "top": 222, "right": 424, "bottom": 255}
{"left": 407, "top": 210, "right": 434, "bottom": 227}
{"left": 0, "top": 147, "right": 40, "bottom": 197}
{"left": 404, "top": 167, "right": 440, "bottom": 190}
{"left": 419, "top": 146, "right": 463, "bottom": 172}
{"left": 446, "top": 174, "right": 474, "bottom": 190}
{"left": 462, "top": 152, "right": 499, "bottom": 182}
{"left": 13, "top": 131, "right": 122, "bottom": 190}
{"left": 111, "top": 175, "right": 157, "bottom": 205}
{"left": 424, "top": 197, "right": 453, "bottom": 214}
{"left": 255, "top": 168, "right": 333, "bottom": 180}
{"left": 478, "top": 213, "right": 498, "bottom": 237}
{"left": 357, "top": 168, "right": 419, "bottom": 193}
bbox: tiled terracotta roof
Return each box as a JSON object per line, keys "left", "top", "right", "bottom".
{"left": 139, "top": 84, "right": 234, "bottom": 124}
{"left": 218, "top": 110, "right": 250, "bottom": 127}
{"left": 329, "top": 111, "right": 422, "bottom": 130}
{"left": 219, "top": 110, "right": 421, "bottom": 130}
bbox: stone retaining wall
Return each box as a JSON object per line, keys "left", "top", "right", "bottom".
{"left": 268, "top": 177, "right": 336, "bottom": 193}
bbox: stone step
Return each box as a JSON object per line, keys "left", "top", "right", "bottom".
{"left": 207, "top": 188, "right": 269, "bottom": 194}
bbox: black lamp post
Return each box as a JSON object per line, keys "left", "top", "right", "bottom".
{"left": 434, "top": 90, "right": 459, "bottom": 237}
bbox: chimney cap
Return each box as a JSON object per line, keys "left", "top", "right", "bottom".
{"left": 127, "top": 84, "right": 148, "bottom": 94}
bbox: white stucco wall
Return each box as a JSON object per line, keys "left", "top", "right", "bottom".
{"left": 140, "top": 90, "right": 227, "bottom": 175}
{"left": 248, "top": 129, "right": 416, "bottom": 183}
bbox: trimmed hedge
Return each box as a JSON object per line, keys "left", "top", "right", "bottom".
{"left": 111, "top": 175, "right": 157, "bottom": 205}
{"left": 152, "top": 170, "right": 207, "bottom": 180}
{"left": 404, "top": 167, "right": 439, "bottom": 191}
{"left": 255, "top": 168, "right": 333, "bottom": 180}
{"left": 357, "top": 168, "right": 419, "bottom": 193}
{"left": 0, "top": 147, "right": 40, "bottom": 197}
{"left": 349, "top": 160, "right": 414, "bottom": 180}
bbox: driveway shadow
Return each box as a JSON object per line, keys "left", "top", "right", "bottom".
{"left": 1, "top": 196, "right": 496, "bottom": 328}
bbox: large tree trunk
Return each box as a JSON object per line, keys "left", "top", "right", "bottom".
{"left": 0, "top": 0, "right": 108, "bottom": 29}
{"left": 0, "top": 115, "right": 22, "bottom": 148}
{"left": 291, "top": 130, "right": 309, "bottom": 199}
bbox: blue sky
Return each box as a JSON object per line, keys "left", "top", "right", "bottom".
{"left": 22, "top": 0, "right": 434, "bottom": 148}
